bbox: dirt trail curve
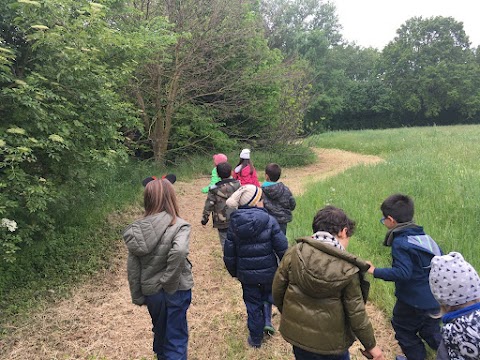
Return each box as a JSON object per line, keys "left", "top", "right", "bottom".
{"left": 1, "top": 148, "right": 399, "bottom": 360}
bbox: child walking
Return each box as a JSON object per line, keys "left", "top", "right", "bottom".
{"left": 429, "top": 252, "right": 480, "bottom": 359}
{"left": 273, "top": 205, "right": 384, "bottom": 360}
{"left": 202, "top": 153, "right": 228, "bottom": 193}
{"left": 224, "top": 185, "right": 288, "bottom": 348}
{"left": 366, "top": 193, "right": 442, "bottom": 360}
{"left": 201, "top": 162, "right": 241, "bottom": 248}
{"left": 262, "top": 163, "right": 296, "bottom": 234}
{"left": 233, "top": 149, "right": 260, "bottom": 186}
{"left": 123, "top": 179, "right": 193, "bottom": 360}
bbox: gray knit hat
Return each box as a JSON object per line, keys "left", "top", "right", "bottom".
{"left": 429, "top": 252, "right": 480, "bottom": 306}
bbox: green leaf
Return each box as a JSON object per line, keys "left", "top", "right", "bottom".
{"left": 48, "top": 134, "right": 65, "bottom": 143}
{"left": 17, "top": 0, "right": 41, "bottom": 6}
{"left": 7, "top": 127, "right": 27, "bottom": 135}
{"left": 31, "top": 25, "right": 49, "bottom": 31}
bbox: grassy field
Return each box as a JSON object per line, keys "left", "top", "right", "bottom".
{"left": 290, "top": 124, "right": 480, "bottom": 312}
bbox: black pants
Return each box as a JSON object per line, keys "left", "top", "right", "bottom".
{"left": 391, "top": 300, "right": 441, "bottom": 360}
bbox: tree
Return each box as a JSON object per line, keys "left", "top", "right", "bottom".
{"left": 261, "top": 0, "right": 342, "bottom": 54}
{"left": 128, "top": 0, "right": 287, "bottom": 163}
{"left": 381, "top": 16, "right": 480, "bottom": 120}
{"left": 0, "top": 0, "right": 166, "bottom": 260}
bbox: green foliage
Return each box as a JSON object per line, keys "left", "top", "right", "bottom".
{"left": 0, "top": 160, "right": 142, "bottom": 319}
{"left": 298, "top": 125, "right": 480, "bottom": 312}
{"left": 0, "top": 0, "right": 175, "bottom": 260}
{"left": 381, "top": 16, "right": 480, "bottom": 119}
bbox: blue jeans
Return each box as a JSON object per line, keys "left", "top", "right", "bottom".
{"left": 293, "top": 346, "right": 350, "bottom": 360}
{"left": 391, "top": 300, "right": 441, "bottom": 360}
{"left": 145, "top": 289, "right": 192, "bottom": 360}
{"left": 241, "top": 283, "right": 273, "bottom": 345}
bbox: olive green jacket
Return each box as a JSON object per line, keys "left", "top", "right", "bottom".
{"left": 123, "top": 212, "right": 193, "bottom": 305}
{"left": 272, "top": 236, "right": 376, "bottom": 355}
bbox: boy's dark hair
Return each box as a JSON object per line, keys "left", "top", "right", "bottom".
{"left": 312, "top": 205, "right": 356, "bottom": 237}
{"left": 217, "top": 162, "right": 232, "bottom": 179}
{"left": 265, "top": 163, "right": 281, "bottom": 182}
{"left": 381, "top": 193, "right": 414, "bottom": 223}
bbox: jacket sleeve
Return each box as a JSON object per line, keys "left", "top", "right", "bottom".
{"left": 271, "top": 219, "right": 288, "bottom": 260}
{"left": 289, "top": 193, "right": 296, "bottom": 211}
{"left": 373, "top": 240, "right": 413, "bottom": 281}
{"left": 160, "top": 223, "right": 191, "bottom": 294}
{"left": 342, "top": 274, "right": 376, "bottom": 351}
{"left": 223, "top": 224, "right": 237, "bottom": 277}
{"left": 436, "top": 340, "right": 449, "bottom": 360}
{"left": 127, "top": 253, "right": 145, "bottom": 305}
{"left": 202, "top": 168, "right": 220, "bottom": 193}
{"left": 201, "top": 191, "right": 215, "bottom": 223}
{"left": 272, "top": 248, "right": 293, "bottom": 313}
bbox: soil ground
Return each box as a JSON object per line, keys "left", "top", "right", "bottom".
{"left": 0, "top": 148, "right": 401, "bottom": 360}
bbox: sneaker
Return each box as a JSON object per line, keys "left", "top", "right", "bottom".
{"left": 395, "top": 356, "right": 407, "bottom": 360}
{"left": 263, "top": 324, "right": 275, "bottom": 336}
{"left": 247, "top": 336, "right": 261, "bottom": 348}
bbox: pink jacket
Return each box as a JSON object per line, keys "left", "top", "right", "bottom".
{"left": 234, "top": 165, "right": 260, "bottom": 187}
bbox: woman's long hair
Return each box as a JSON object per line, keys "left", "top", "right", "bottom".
{"left": 144, "top": 179, "right": 180, "bottom": 224}
{"left": 235, "top": 158, "right": 255, "bottom": 175}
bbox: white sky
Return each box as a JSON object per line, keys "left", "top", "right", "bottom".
{"left": 332, "top": 0, "right": 480, "bottom": 49}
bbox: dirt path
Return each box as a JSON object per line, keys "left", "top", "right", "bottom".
{"left": 1, "top": 148, "right": 399, "bottom": 360}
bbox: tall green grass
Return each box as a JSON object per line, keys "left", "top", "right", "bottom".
{"left": 293, "top": 125, "right": 480, "bottom": 312}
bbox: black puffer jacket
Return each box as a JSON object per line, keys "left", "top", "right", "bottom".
{"left": 223, "top": 206, "right": 288, "bottom": 284}
{"left": 262, "top": 182, "right": 296, "bottom": 224}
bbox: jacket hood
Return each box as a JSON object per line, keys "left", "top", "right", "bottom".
{"left": 262, "top": 182, "right": 287, "bottom": 200}
{"left": 210, "top": 178, "right": 240, "bottom": 199}
{"left": 291, "top": 237, "right": 370, "bottom": 298}
{"left": 123, "top": 212, "right": 172, "bottom": 256}
{"left": 232, "top": 207, "right": 271, "bottom": 238}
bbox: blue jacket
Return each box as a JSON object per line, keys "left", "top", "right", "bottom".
{"left": 223, "top": 206, "right": 288, "bottom": 285}
{"left": 373, "top": 226, "right": 442, "bottom": 309}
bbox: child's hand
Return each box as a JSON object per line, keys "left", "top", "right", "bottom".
{"left": 366, "top": 261, "right": 375, "bottom": 274}
{"left": 367, "top": 346, "right": 384, "bottom": 360}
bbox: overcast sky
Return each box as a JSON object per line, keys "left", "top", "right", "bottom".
{"left": 332, "top": 0, "right": 480, "bottom": 50}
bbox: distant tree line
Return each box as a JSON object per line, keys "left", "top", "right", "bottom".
{"left": 1, "top": 0, "right": 480, "bottom": 259}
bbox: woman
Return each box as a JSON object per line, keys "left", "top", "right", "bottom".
{"left": 123, "top": 179, "right": 193, "bottom": 360}
{"left": 272, "top": 205, "right": 384, "bottom": 360}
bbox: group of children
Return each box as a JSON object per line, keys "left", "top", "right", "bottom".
{"left": 132, "top": 149, "right": 480, "bottom": 360}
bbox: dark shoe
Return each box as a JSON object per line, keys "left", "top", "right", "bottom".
{"left": 263, "top": 324, "right": 275, "bottom": 336}
{"left": 247, "top": 336, "right": 261, "bottom": 348}
{"left": 263, "top": 302, "right": 275, "bottom": 335}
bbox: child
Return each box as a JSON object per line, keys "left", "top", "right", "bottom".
{"left": 262, "top": 163, "right": 296, "bottom": 234}
{"left": 201, "top": 162, "right": 241, "bottom": 248}
{"left": 429, "top": 252, "right": 480, "bottom": 360}
{"left": 201, "top": 153, "right": 228, "bottom": 193}
{"left": 224, "top": 185, "right": 288, "bottom": 348}
{"left": 233, "top": 149, "right": 260, "bottom": 186}
{"left": 273, "top": 205, "right": 384, "bottom": 360}
{"left": 123, "top": 179, "right": 193, "bottom": 360}
{"left": 366, "top": 194, "right": 442, "bottom": 360}
{"left": 142, "top": 174, "right": 177, "bottom": 187}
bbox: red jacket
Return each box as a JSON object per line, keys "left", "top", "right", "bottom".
{"left": 234, "top": 165, "right": 260, "bottom": 186}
